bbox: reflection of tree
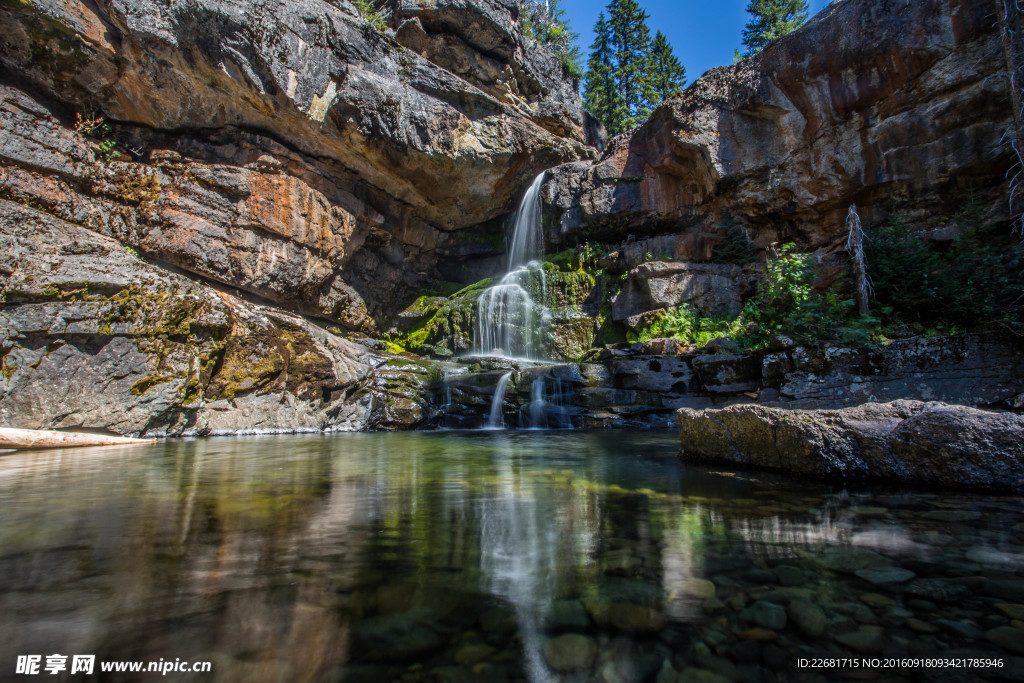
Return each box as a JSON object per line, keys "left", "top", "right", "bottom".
{"left": 2, "top": 432, "right": 985, "bottom": 683}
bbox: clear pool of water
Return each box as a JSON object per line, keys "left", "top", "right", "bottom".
{"left": 1, "top": 431, "right": 1022, "bottom": 682}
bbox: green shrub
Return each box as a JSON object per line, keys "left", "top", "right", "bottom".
{"left": 711, "top": 214, "right": 756, "bottom": 264}
{"left": 632, "top": 305, "right": 742, "bottom": 346}
{"left": 740, "top": 243, "right": 880, "bottom": 346}
{"left": 353, "top": 0, "right": 387, "bottom": 31}
{"left": 866, "top": 205, "right": 1024, "bottom": 333}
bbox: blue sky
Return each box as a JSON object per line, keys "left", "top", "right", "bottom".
{"left": 559, "top": 0, "right": 832, "bottom": 87}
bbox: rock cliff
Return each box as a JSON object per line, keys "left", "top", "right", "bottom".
{"left": 544, "top": 0, "right": 1020, "bottom": 257}
{"left": 0, "top": 0, "right": 593, "bottom": 331}
{"left": 0, "top": 0, "right": 590, "bottom": 434}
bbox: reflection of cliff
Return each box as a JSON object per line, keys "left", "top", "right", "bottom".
{"left": 0, "top": 438, "right": 371, "bottom": 682}
{"left": 5, "top": 433, "right": 1015, "bottom": 680}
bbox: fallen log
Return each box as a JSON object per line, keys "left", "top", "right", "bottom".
{"left": 0, "top": 427, "right": 155, "bottom": 450}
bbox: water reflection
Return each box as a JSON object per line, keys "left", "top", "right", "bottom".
{"left": 0, "top": 432, "right": 1022, "bottom": 682}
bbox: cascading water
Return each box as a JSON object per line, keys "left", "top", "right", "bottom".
{"left": 486, "top": 372, "right": 513, "bottom": 429}
{"left": 474, "top": 173, "right": 551, "bottom": 359}
{"left": 526, "top": 375, "right": 572, "bottom": 430}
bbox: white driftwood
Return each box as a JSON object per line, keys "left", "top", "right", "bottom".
{"left": 0, "top": 428, "right": 154, "bottom": 450}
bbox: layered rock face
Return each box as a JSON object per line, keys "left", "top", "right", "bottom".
{"left": 677, "top": 401, "right": 1024, "bottom": 491}
{"left": 544, "top": 0, "right": 1019, "bottom": 254}
{"left": 0, "top": 0, "right": 592, "bottom": 434}
{"left": 0, "top": 0, "right": 593, "bottom": 331}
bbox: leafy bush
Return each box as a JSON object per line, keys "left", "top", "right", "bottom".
{"left": 636, "top": 243, "right": 878, "bottom": 349}
{"left": 632, "top": 305, "right": 743, "bottom": 346}
{"left": 518, "top": 0, "right": 583, "bottom": 83}
{"left": 866, "top": 205, "right": 1024, "bottom": 333}
{"left": 353, "top": 0, "right": 387, "bottom": 31}
{"left": 741, "top": 243, "right": 879, "bottom": 346}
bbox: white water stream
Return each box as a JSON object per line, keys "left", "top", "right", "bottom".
{"left": 474, "top": 173, "right": 551, "bottom": 360}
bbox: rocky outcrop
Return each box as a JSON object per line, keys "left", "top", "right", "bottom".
{"left": 0, "top": 199, "right": 432, "bottom": 436}
{"left": 431, "top": 334, "right": 1024, "bottom": 429}
{"left": 610, "top": 261, "right": 757, "bottom": 325}
{"left": 543, "top": 0, "right": 1019, "bottom": 253}
{"left": 677, "top": 400, "right": 1024, "bottom": 490}
{"left": 0, "top": 0, "right": 593, "bottom": 331}
{"left": 388, "top": 0, "right": 587, "bottom": 142}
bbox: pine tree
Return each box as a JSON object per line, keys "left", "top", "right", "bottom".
{"left": 607, "top": 0, "right": 656, "bottom": 131}
{"left": 583, "top": 13, "right": 623, "bottom": 133}
{"left": 582, "top": 0, "right": 680, "bottom": 135}
{"left": 740, "top": 0, "right": 809, "bottom": 56}
{"left": 650, "top": 30, "right": 685, "bottom": 103}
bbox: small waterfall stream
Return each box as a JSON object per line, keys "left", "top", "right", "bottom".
{"left": 486, "top": 372, "right": 513, "bottom": 429}
{"left": 474, "top": 173, "right": 551, "bottom": 360}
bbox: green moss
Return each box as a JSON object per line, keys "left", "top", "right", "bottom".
{"left": 130, "top": 374, "right": 173, "bottom": 396}
{"left": 1, "top": 364, "right": 16, "bottom": 381}
{"left": 115, "top": 173, "right": 161, "bottom": 206}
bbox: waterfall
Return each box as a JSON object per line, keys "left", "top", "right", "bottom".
{"left": 474, "top": 173, "right": 551, "bottom": 359}
{"left": 487, "top": 372, "right": 513, "bottom": 429}
{"left": 526, "top": 374, "right": 572, "bottom": 430}
{"left": 529, "top": 376, "right": 546, "bottom": 428}
{"left": 507, "top": 173, "right": 546, "bottom": 269}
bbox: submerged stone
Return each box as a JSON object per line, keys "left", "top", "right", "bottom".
{"left": 854, "top": 566, "right": 916, "bottom": 586}
{"left": 543, "top": 633, "right": 597, "bottom": 671}
{"left": 739, "top": 600, "right": 787, "bottom": 631}
{"left": 834, "top": 626, "right": 885, "bottom": 654}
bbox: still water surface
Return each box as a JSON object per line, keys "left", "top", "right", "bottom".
{"left": 1, "top": 431, "right": 1022, "bottom": 682}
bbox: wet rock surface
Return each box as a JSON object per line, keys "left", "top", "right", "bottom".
{"left": 677, "top": 400, "right": 1024, "bottom": 490}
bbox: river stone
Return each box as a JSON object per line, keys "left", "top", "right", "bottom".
{"left": 773, "top": 565, "right": 807, "bottom": 587}
{"left": 833, "top": 601, "right": 878, "bottom": 625}
{"left": 454, "top": 643, "right": 496, "bottom": 665}
{"left": 678, "top": 578, "right": 717, "bottom": 599}
{"left": 834, "top": 626, "right": 885, "bottom": 654}
{"left": 907, "top": 618, "right": 940, "bottom": 634}
{"left": 986, "top": 627, "right": 1024, "bottom": 655}
{"left": 855, "top": 566, "right": 916, "bottom": 586}
{"left": 743, "top": 569, "right": 778, "bottom": 584}
{"left": 906, "top": 579, "right": 971, "bottom": 602}
{"left": 544, "top": 600, "right": 591, "bottom": 633}
{"left": 479, "top": 608, "right": 517, "bottom": 636}
{"left": 996, "top": 604, "right": 1024, "bottom": 620}
{"left": 936, "top": 619, "right": 984, "bottom": 640}
{"left": 585, "top": 601, "right": 667, "bottom": 634}
{"left": 351, "top": 608, "right": 446, "bottom": 662}
{"left": 543, "top": 634, "right": 597, "bottom": 671}
{"left": 678, "top": 668, "right": 730, "bottom": 683}
{"left": 860, "top": 593, "right": 896, "bottom": 608}
{"left": 787, "top": 599, "right": 826, "bottom": 637}
{"left": 818, "top": 547, "right": 891, "bottom": 573}
{"left": 739, "top": 600, "right": 787, "bottom": 631}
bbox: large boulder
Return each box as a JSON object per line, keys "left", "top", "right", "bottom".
{"left": 611, "top": 261, "right": 752, "bottom": 323}
{"left": 543, "top": 0, "right": 1018, "bottom": 251}
{"left": 677, "top": 400, "right": 1024, "bottom": 490}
